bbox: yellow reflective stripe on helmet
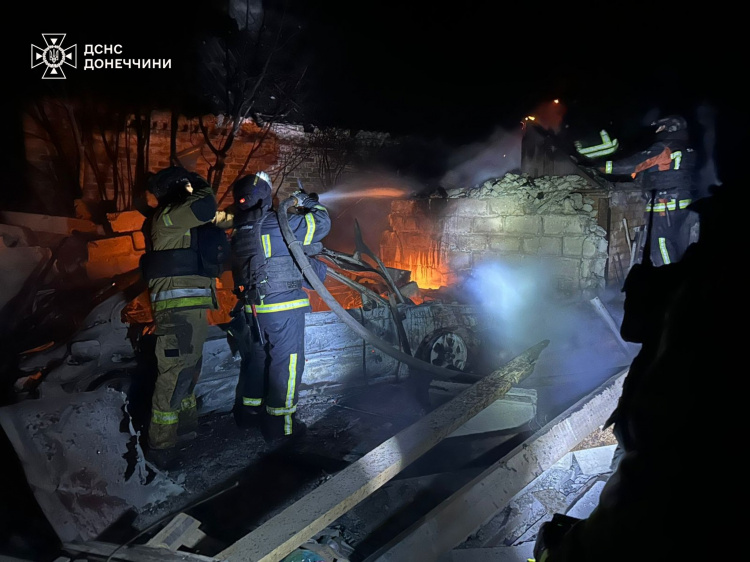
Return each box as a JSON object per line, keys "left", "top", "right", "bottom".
{"left": 151, "top": 296, "right": 213, "bottom": 311}
{"left": 304, "top": 213, "right": 316, "bottom": 245}
{"left": 267, "top": 405, "right": 297, "bottom": 415}
{"left": 242, "top": 397, "right": 263, "bottom": 406}
{"left": 262, "top": 234, "right": 271, "bottom": 258}
{"left": 658, "top": 237, "right": 671, "bottom": 264}
{"left": 286, "top": 353, "right": 297, "bottom": 409}
{"left": 151, "top": 409, "right": 179, "bottom": 425}
{"left": 605, "top": 161, "right": 613, "bottom": 174}
{"left": 181, "top": 394, "right": 196, "bottom": 410}
{"left": 254, "top": 298, "right": 310, "bottom": 313}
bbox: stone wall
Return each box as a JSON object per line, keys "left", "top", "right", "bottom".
{"left": 379, "top": 173, "right": 611, "bottom": 298}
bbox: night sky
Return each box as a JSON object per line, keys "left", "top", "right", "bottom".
{"left": 11, "top": 1, "right": 745, "bottom": 193}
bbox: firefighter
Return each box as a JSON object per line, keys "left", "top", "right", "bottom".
{"left": 139, "top": 166, "right": 220, "bottom": 467}
{"left": 597, "top": 115, "right": 698, "bottom": 266}
{"left": 226, "top": 172, "right": 330, "bottom": 445}
{"left": 531, "top": 179, "right": 738, "bottom": 562}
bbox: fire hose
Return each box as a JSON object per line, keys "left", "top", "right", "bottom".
{"left": 277, "top": 195, "right": 483, "bottom": 382}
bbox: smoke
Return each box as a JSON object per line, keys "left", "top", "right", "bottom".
{"left": 463, "top": 259, "right": 556, "bottom": 354}
{"left": 528, "top": 99, "right": 567, "bottom": 133}
{"left": 437, "top": 99, "right": 568, "bottom": 190}
{"left": 438, "top": 126, "right": 524, "bottom": 189}
{"left": 463, "top": 259, "right": 626, "bottom": 380}
{"left": 316, "top": 173, "right": 419, "bottom": 255}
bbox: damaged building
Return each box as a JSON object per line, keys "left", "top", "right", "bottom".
{"left": 1, "top": 110, "right": 656, "bottom": 561}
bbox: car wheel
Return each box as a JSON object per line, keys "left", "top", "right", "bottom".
{"left": 417, "top": 329, "right": 473, "bottom": 372}
{"left": 86, "top": 370, "right": 133, "bottom": 394}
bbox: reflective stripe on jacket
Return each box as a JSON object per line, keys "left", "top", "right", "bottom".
{"left": 146, "top": 184, "right": 219, "bottom": 312}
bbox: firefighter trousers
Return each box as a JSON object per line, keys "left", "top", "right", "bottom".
{"left": 640, "top": 195, "right": 696, "bottom": 267}
{"left": 231, "top": 305, "right": 306, "bottom": 438}
{"left": 148, "top": 308, "right": 207, "bottom": 449}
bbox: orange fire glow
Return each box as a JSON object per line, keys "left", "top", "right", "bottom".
{"left": 398, "top": 254, "right": 442, "bottom": 289}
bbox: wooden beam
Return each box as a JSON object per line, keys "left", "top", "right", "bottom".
{"left": 364, "top": 367, "right": 628, "bottom": 562}
{"left": 217, "top": 340, "right": 550, "bottom": 562}
{"left": 146, "top": 513, "right": 206, "bottom": 550}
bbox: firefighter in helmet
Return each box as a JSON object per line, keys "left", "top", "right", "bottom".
{"left": 140, "top": 166, "right": 220, "bottom": 467}
{"left": 226, "top": 171, "right": 331, "bottom": 445}
{"left": 597, "top": 115, "right": 698, "bottom": 266}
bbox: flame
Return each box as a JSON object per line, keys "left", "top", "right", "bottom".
{"left": 398, "top": 252, "right": 443, "bottom": 289}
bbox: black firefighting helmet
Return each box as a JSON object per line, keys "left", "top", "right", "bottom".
{"left": 147, "top": 166, "right": 192, "bottom": 201}
{"left": 233, "top": 171, "right": 272, "bottom": 211}
{"left": 652, "top": 115, "right": 688, "bottom": 134}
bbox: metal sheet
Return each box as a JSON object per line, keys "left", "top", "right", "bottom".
{"left": 0, "top": 387, "right": 186, "bottom": 542}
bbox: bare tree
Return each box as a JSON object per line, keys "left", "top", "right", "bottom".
{"left": 23, "top": 99, "right": 83, "bottom": 216}
{"left": 18, "top": 0, "right": 309, "bottom": 217}
{"left": 310, "top": 128, "right": 358, "bottom": 188}
{"left": 191, "top": 0, "right": 309, "bottom": 193}
{"left": 22, "top": 97, "right": 152, "bottom": 219}
{"left": 268, "top": 132, "right": 314, "bottom": 200}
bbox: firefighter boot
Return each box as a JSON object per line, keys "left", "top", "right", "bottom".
{"left": 145, "top": 423, "right": 181, "bottom": 471}
{"left": 234, "top": 404, "right": 263, "bottom": 430}
{"left": 144, "top": 444, "right": 181, "bottom": 471}
{"left": 178, "top": 394, "right": 199, "bottom": 439}
{"left": 260, "top": 412, "right": 307, "bottom": 449}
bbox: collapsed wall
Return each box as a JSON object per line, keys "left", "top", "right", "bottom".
{"left": 380, "top": 173, "right": 610, "bottom": 299}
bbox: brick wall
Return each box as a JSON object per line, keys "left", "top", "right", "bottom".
{"left": 24, "top": 107, "right": 390, "bottom": 215}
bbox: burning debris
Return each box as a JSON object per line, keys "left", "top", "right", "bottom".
{"left": 381, "top": 172, "right": 609, "bottom": 295}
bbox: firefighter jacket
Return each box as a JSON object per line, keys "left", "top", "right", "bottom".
{"left": 232, "top": 202, "right": 331, "bottom": 314}
{"left": 144, "top": 182, "right": 220, "bottom": 313}
{"left": 600, "top": 130, "right": 697, "bottom": 196}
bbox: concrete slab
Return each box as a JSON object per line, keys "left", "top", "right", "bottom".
{"left": 566, "top": 480, "right": 606, "bottom": 519}
{"left": 448, "top": 388, "right": 537, "bottom": 437}
{"left": 572, "top": 445, "right": 616, "bottom": 476}
{"left": 0, "top": 388, "right": 185, "bottom": 542}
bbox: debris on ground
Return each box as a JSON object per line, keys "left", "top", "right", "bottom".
{"left": 0, "top": 387, "right": 185, "bottom": 542}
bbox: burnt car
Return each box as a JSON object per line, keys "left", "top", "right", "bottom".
{"left": 9, "top": 241, "right": 497, "bottom": 421}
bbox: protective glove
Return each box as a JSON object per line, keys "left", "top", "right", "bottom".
{"left": 533, "top": 513, "right": 581, "bottom": 561}
{"left": 291, "top": 190, "right": 319, "bottom": 209}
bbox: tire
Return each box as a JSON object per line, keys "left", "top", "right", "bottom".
{"left": 416, "top": 328, "right": 477, "bottom": 373}
{"left": 86, "top": 370, "right": 133, "bottom": 394}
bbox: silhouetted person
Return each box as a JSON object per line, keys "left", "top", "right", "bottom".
{"left": 532, "top": 172, "right": 739, "bottom": 560}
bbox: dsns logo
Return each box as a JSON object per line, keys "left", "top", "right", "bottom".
{"left": 31, "top": 34, "right": 77, "bottom": 79}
